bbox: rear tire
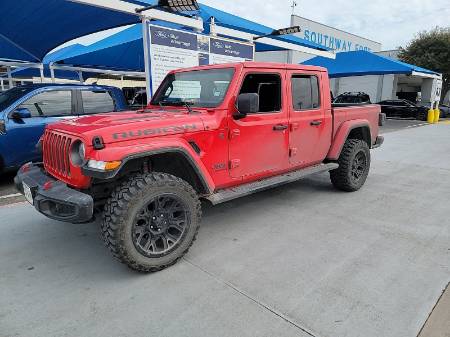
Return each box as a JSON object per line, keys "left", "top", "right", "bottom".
{"left": 330, "top": 139, "right": 370, "bottom": 192}
{"left": 101, "top": 172, "right": 201, "bottom": 272}
{"left": 417, "top": 110, "right": 427, "bottom": 121}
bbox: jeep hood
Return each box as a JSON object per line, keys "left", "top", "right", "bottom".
{"left": 47, "top": 110, "right": 205, "bottom": 144}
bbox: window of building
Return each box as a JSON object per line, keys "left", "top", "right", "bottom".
{"left": 291, "top": 75, "right": 320, "bottom": 110}
{"left": 81, "top": 90, "right": 115, "bottom": 114}
{"left": 239, "top": 73, "right": 282, "bottom": 113}
{"left": 19, "top": 90, "right": 72, "bottom": 117}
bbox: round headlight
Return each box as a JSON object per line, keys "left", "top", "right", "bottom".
{"left": 70, "top": 140, "right": 86, "bottom": 167}
{"left": 79, "top": 142, "right": 85, "bottom": 159}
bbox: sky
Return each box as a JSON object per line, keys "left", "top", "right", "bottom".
{"left": 64, "top": 0, "right": 449, "bottom": 51}
{"left": 202, "top": 0, "right": 449, "bottom": 50}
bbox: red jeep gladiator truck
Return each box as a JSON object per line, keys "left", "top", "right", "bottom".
{"left": 15, "top": 62, "right": 383, "bottom": 272}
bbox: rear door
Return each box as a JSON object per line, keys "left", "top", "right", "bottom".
{"left": 287, "top": 71, "right": 332, "bottom": 166}
{"left": 77, "top": 89, "right": 116, "bottom": 115}
{"left": 4, "top": 89, "right": 74, "bottom": 166}
{"left": 228, "top": 70, "right": 290, "bottom": 178}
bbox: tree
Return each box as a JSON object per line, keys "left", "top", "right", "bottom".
{"left": 398, "top": 27, "right": 450, "bottom": 103}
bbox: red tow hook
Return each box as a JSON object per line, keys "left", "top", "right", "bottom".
{"left": 21, "top": 163, "right": 31, "bottom": 173}
{"left": 43, "top": 181, "right": 53, "bottom": 191}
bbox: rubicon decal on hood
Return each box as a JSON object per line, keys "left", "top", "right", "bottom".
{"left": 112, "top": 124, "right": 199, "bottom": 140}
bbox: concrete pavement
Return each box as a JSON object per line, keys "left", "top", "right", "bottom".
{"left": 1, "top": 123, "right": 449, "bottom": 337}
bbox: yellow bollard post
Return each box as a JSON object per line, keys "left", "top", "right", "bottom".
{"left": 427, "top": 109, "right": 435, "bottom": 123}
{"left": 434, "top": 108, "right": 440, "bottom": 123}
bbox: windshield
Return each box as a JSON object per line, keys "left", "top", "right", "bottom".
{"left": 0, "top": 86, "right": 35, "bottom": 111}
{"left": 151, "top": 68, "right": 235, "bottom": 108}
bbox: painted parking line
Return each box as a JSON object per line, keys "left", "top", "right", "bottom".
{"left": 0, "top": 193, "right": 22, "bottom": 200}
{"left": 405, "top": 123, "right": 429, "bottom": 129}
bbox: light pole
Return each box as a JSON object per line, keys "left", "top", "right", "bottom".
{"left": 291, "top": 0, "right": 298, "bottom": 15}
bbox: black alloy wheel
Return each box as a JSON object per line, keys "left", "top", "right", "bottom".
{"left": 132, "top": 194, "right": 189, "bottom": 257}
{"left": 350, "top": 151, "right": 367, "bottom": 184}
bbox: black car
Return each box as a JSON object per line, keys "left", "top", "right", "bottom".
{"left": 439, "top": 104, "right": 450, "bottom": 118}
{"left": 378, "top": 99, "right": 428, "bottom": 121}
{"left": 333, "top": 92, "right": 371, "bottom": 105}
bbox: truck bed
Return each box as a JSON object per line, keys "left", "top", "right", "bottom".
{"left": 332, "top": 104, "right": 381, "bottom": 144}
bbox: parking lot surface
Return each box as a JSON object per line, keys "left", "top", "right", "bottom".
{"left": 1, "top": 121, "right": 449, "bottom": 337}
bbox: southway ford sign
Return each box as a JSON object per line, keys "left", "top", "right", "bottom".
{"left": 291, "top": 15, "right": 382, "bottom": 53}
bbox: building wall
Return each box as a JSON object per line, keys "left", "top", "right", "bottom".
{"left": 255, "top": 50, "right": 316, "bottom": 64}
{"left": 331, "top": 74, "right": 397, "bottom": 103}
{"left": 291, "top": 15, "right": 382, "bottom": 53}
{"left": 376, "top": 50, "right": 400, "bottom": 60}
{"left": 255, "top": 51, "right": 289, "bottom": 63}
{"left": 332, "top": 76, "right": 379, "bottom": 102}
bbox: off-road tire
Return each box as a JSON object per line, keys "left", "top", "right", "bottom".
{"left": 330, "top": 139, "right": 370, "bottom": 192}
{"left": 101, "top": 172, "right": 201, "bottom": 272}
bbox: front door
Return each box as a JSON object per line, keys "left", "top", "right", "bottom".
{"left": 287, "top": 71, "right": 332, "bottom": 167}
{"left": 5, "top": 89, "right": 75, "bottom": 166}
{"left": 229, "top": 71, "right": 289, "bottom": 178}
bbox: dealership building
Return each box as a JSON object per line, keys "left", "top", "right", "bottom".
{"left": 255, "top": 15, "right": 443, "bottom": 107}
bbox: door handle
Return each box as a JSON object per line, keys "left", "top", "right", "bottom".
{"left": 310, "top": 120, "right": 322, "bottom": 126}
{"left": 273, "top": 124, "right": 288, "bottom": 131}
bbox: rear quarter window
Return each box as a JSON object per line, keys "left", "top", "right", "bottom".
{"left": 81, "top": 90, "right": 115, "bottom": 114}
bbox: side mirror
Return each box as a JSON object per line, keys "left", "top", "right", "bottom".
{"left": 234, "top": 93, "right": 259, "bottom": 119}
{"left": 11, "top": 108, "right": 32, "bottom": 119}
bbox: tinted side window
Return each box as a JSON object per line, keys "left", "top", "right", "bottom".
{"left": 239, "top": 73, "right": 281, "bottom": 113}
{"left": 81, "top": 90, "right": 115, "bottom": 114}
{"left": 291, "top": 75, "right": 320, "bottom": 110}
{"left": 19, "top": 90, "right": 72, "bottom": 117}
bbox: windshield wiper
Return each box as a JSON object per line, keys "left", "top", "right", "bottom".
{"left": 183, "top": 102, "right": 193, "bottom": 114}
{"left": 158, "top": 100, "right": 194, "bottom": 114}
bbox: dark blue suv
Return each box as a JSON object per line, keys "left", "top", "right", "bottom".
{"left": 0, "top": 84, "right": 128, "bottom": 172}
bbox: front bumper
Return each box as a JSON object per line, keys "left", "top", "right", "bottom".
{"left": 14, "top": 164, "right": 94, "bottom": 223}
{"left": 372, "top": 136, "right": 384, "bottom": 149}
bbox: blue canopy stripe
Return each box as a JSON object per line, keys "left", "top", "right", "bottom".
{"left": 302, "top": 50, "right": 437, "bottom": 78}
{"left": 0, "top": 0, "right": 142, "bottom": 62}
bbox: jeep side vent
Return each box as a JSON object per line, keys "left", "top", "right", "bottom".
{"left": 189, "top": 141, "right": 201, "bottom": 155}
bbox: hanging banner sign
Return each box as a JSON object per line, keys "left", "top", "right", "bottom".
{"left": 148, "top": 24, "right": 254, "bottom": 94}
{"left": 209, "top": 38, "right": 255, "bottom": 64}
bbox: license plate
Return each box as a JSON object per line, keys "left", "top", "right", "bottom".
{"left": 23, "top": 182, "right": 33, "bottom": 205}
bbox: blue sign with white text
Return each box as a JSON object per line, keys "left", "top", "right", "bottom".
{"left": 150, "top": 26, "right": 198, "bottom": 51}
{"left": 210, "top": 38, "right": 254, "bottom": 60}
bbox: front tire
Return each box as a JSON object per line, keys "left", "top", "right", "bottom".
{"left": 330, "top": 139, "right": 370, "bottom": 192}
{"left": 101, "top": 172, "right": 201, "bottom": 272}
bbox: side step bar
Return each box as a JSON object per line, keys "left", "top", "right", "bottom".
{"left": 206, "top": 163, "right": 339, "bottom": 205}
